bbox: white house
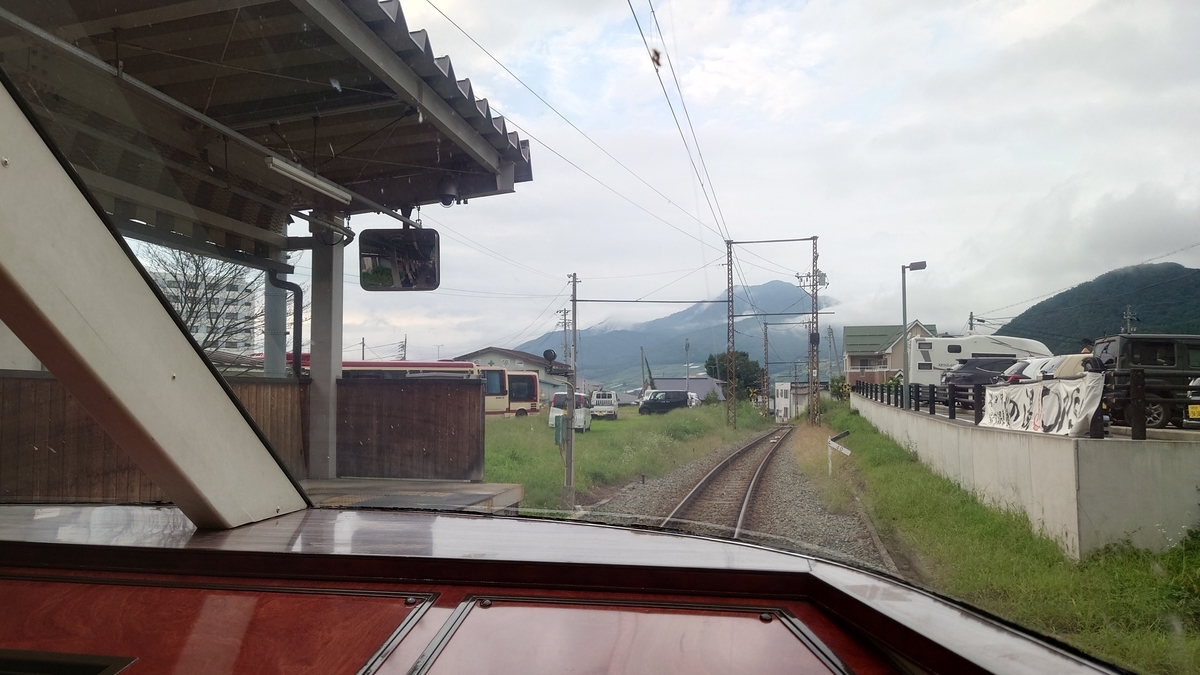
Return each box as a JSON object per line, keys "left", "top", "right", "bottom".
{"left": 841, "top": 321, "right": 937, "bottom": 385}
{"left": 773, "top": 382, "right": 811, "bottom": 423}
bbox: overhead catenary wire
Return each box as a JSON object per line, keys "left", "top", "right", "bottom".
{"left": 625, "top": 0, "right": 726, "bottom": 242}
{"left": 646, "top": 0, "right": 729, "bottom": 239}
{"left": 979, "top": 239, "right": 1200, "bottom": 317}
{"left": 421, "top": 0, "right": 725, "bottom": 244}
{"left": 497, "top": 281, "right": 573, "bottom": 348}
{"left": 416, "top": 0, "right": 801, "bottom": 278}
{"left": 636, "top": 255, "right": 725, "bottom": 300}
{"left": 982, "top": 269, "right": 1200, "bottom": 324}
{"left": 418, "top": 211, "right": 561, "bottom": 281}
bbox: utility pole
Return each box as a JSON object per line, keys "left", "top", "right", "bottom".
{"left": 725, "top": 236, "right": 820, "bottom": 427}
{"left": 361, "top": 337, "right": 365, "bottom": 360}
{"left": 900, "top": 260, "right": 927, "bottom": 409}
{"left": 762, "top": 322, "right": 770, "bottom": 415}
{"left": 725, "top": 240, "right": 737, "bottom": 428}
{"left": 684, "top": 338, "right": 690, "bottom": 393}
{"left": 398, "top": 334, "right": 407, "bottom": 361}
{"left": 557, "top": 308, "right": 571, "bottom": 364}
{"left": 570, "top": 273, "right": 580, "bottom": 379}
{"left": 640, "top": 346, "right": 647, "bottom": 391}
{"left": 794, "top": 239, "right": 824, "bottom": 425}
{"left": 561, "top": 272, "right": 580, "bottom": 511}
{"left": 827, "top": 326, "right": 838, "bottom": 379}
{"left": 1124, "top": 305, "right": 1137, "bottom": 333}
{"left": 808, "top": 239, "right": 821, "bottom": 425}
{"left": 969, "top": 311, "right": 975, "bottom": 332}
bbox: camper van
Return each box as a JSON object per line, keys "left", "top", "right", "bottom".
{"left": 907, "top": 335, "right": 1052, "bottom": 388}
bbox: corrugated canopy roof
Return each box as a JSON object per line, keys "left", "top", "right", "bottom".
{"left": 0, "top": 0, "right": 532, "bottom": 268}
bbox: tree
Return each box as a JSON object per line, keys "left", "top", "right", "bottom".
{"left": 704, "top": 351, "right": 763, "bottom": 401}
{"left": 136, "top": 243, "right": 264, "bottom": 355}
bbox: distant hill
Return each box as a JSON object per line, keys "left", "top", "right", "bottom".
{"left": 995, "top": 263, "right": 1200, "bottom": 354}
{"left": 515, "top": 280, "right": 836, "bottom": 388}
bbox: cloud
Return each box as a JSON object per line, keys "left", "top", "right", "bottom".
{"left": 285, "top": 0, "right": 1200, "bottom": 363}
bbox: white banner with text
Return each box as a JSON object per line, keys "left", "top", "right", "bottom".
{"left": 980, "top": 373, "right": 1104, "bottom": 437}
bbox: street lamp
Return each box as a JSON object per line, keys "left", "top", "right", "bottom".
{"left": 901, "top": 260, "right": 927, "bottom": 408}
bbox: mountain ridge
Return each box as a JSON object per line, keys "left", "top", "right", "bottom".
{"left": 515, "top": 279, "right": 834, "bottom": 388}
{"left": 995, "top": 263, "right": 1200, "bottom": 353}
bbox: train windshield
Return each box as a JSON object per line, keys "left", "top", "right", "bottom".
{"left": 0, "top": 2, "right": 1195, "bottom": 672}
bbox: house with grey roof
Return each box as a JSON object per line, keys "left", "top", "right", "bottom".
{"left": 455, "top": 347, "right": 572, "bottom": 401}
{"left": 842, "top": 322, "right": 937, "bottom": 384}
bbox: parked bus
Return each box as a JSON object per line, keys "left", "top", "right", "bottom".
{"left": 341, "top": 360, "right": 535, "bottom": 417}
{"left": 506, "top": 370, "right": 540, "bottom": 417}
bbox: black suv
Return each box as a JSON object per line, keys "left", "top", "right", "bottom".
{"left": 638, "top": 390, "right": 689, "bottom": 415}
{"left": 1093, "top": 334, "right": 1200, "bottom": 428}
{"left": 938, "top": 357, "right": 1018, "bottom": 408}
{"left": 941, "top": 358, "right": 1018, "bottom": 387}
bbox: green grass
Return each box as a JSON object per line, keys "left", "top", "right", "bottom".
{"left": 824, "top": 400, "right": 1200, "bottom": 673}
{"left": 483, "top": 403, "right": 773, "bottom": 511}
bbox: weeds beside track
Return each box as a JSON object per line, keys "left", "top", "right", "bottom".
{"left": 484, "top": 402, "right": 774, "bottom": 511}
{"left": 824, "top": 400, "right": 1200, "bottom": 674}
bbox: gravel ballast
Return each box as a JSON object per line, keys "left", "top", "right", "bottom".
{"left": 589, "top": 426, "right": 886, "bottom": 570}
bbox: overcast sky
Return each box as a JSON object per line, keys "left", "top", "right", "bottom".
{"left": 288, "top": 0, "right": 1200, "bottom": 362}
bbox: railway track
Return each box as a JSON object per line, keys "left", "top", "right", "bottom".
{"left": 659, "top": 426, "right": 795, "bottom": 539}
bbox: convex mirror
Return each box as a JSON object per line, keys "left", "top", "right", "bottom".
{"left": 359, "top": 228, "right": 440, "bottom": 291}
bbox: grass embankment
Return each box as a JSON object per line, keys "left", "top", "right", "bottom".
{"left": 822, "top": 400, "right": 1200, "bottom": 674}
{"left": 483, "top": 403, "right": 773, "bottom": 511}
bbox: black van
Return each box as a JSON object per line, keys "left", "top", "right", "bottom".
{"left": 1093, "top": 334, "right": 1200, "bottom": 428}
{"left": 638, "top": 390, "right": 689, "bottom": 415}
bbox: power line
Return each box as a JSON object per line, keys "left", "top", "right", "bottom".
{"left": 499, "top": 117, "right": 718, "bottom": 253}
{"left": 416, "top": 0, "right": 800, "bottom": 278}
{"left": 498, "top": 281, "right": 573, "bottom": 348}
{"left": 636, "top": 255, "right": 724, "bottom": 300}
{"left": 646, "top": 0, "right": 729, "bottom": 239}
{"left": 992, "top": 269, "right": 1200, "bottom": 322}
{"left": 420, "top": 0, "right": 726, "bottom": 244}
{"left": 980, "top": 242, "right": 1200, "bottom": 316}
{"left": 625, "top": 0, "right": 726, "bottom": 241}
{"left": 576, "top": 299, "right": 727, "bottom": 304}
{"left": 418, "top": 211, "right": 560, "bottom": 280}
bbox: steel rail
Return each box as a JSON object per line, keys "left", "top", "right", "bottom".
{"left": 733, "top": 426, "right": 795, "bottom": 539}
{"left": 659, "top": 426, "right": 793, "bottom": 532}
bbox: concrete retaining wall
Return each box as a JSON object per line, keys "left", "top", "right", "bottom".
{"left": 851, "top": 394, "right": 1200, "bottom": 559}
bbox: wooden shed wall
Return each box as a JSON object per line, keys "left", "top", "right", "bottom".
{"left": 337, "top": 379, "right": 485, "bottom": 481}
{"left": 0, "top": 372, "right": 308, "bottom": 503}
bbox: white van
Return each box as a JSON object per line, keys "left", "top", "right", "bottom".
{"left": 548, "top": 392, "right": 592, "bottom": 431}
{"left": 590, "top": 390, "right": 618, "bottom": 419}
{"left": 907, "top": 335, "right": 1052, "bottom": 388}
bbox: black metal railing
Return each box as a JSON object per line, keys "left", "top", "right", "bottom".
{"left": 851, "top": 377, "right": 1127, "bottom": 439}
{"left": 1100, "top": 368, "right": 1200, "bottom": 440}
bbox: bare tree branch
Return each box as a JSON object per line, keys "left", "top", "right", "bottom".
{"left": 137, "top": 244, "right": 263, "bottom": 354}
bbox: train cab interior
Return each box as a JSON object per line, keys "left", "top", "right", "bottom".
{"left": 0, "top": 2, "right": 1121, "bottom": 673}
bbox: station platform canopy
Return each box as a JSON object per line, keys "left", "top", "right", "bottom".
{"left": 0, "top": 0, "right": 532, "bottom": 270}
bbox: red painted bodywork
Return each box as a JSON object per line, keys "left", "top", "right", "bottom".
{"left": 0, "top": 574, "right": 415, "bottom": 673}
{"left": 0, "top": 569, "right": 892, "bottom": 674}
{"left": 0, "top": 506, "right": 1117, "bottom": 674}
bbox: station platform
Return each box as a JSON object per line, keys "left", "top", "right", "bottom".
{"left": 300, "top": 478, "right": 523, "bottom": 514}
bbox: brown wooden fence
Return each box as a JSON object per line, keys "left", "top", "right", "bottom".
{"left": 337, "top": 378, "right": 485, "bottom": 481}
{"left": 229, "top": 377, "right": 309, "bottom": 480}
{"left": 0, "top": 371, "right": 308, "bottom": 503}
{"left": 0, "top": 371, "right": 484, "bottom": 503}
